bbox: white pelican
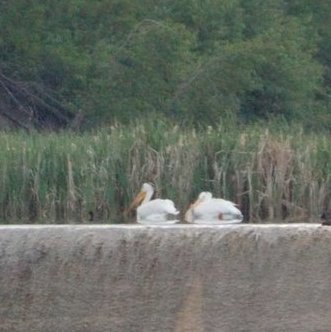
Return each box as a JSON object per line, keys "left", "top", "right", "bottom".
{"left": 127, "top": 183, "right": 179, "bottom": 224}
{"left": 185, "top": 191, "right": 243, "bottom": 224}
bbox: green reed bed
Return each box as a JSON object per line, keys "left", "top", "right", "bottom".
{"left": 0, "top": 122, "right": 329, "bottom": 223}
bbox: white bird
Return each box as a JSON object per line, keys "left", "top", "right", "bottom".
{"left": 185, "top": 191, "right": 243, "bottom": 224}
{"left": 127, "top": 183, "right": 180, "bottom": 224}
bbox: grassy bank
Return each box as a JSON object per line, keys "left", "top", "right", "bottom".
{"left": 0, "top": 121, "right": 330, "bottom": 223}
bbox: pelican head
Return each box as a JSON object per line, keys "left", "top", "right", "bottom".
{"left": 184, "top": 192, "right": 212, "bottom": 222}
{"left": 141, "top": 182, "right": 154, "bottom": 194}
{"left": 198, "top": 191, "right": 212, "bottom": 202}
{"left": 126, "top": 182, "right": 155, "bottom": 214}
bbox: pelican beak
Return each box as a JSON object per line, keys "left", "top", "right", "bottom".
{"left": 184, "top": 199, "right": 201, "bottom": 222}
{"left": 191, "top": 198, "right": 202, "bottom": 208}
{"left": 126, "top": 191, "right": 146, "bottom": 213}
{"left": 184, "top": 207, "right": 193, "bottom": 222}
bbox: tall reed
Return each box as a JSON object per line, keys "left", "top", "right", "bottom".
{"left": 0, "top": 122, "right": 329, "bottom": 223}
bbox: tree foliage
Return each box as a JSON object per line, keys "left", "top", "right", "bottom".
{"left": 0, "top": 0, "right": 330, "bottom": 129}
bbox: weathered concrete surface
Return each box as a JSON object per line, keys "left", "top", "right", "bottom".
{"left": 0, "top": 224, "right": 330, "bottom": 332}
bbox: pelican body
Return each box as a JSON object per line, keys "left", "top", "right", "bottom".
{"left": 128, "top": 183, "right": 179, "bottom": 224}
{"left": 185, "top": 191, "right": 243, "bottom": 224}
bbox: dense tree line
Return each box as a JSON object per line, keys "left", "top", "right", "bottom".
{"left": 0, "top": 0, "right": 330, "bottom": 129}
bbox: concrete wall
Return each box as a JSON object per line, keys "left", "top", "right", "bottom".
{"left": 0, "top": 224, "right": 330, "bottom": 332}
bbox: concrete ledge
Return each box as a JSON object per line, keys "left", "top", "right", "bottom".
{"left": 1, "top": 224, "right": 331, "bottom": 332}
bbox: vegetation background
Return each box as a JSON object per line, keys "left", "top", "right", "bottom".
{"left": 0, "top": 0, "right": 330, "bottom": 223}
